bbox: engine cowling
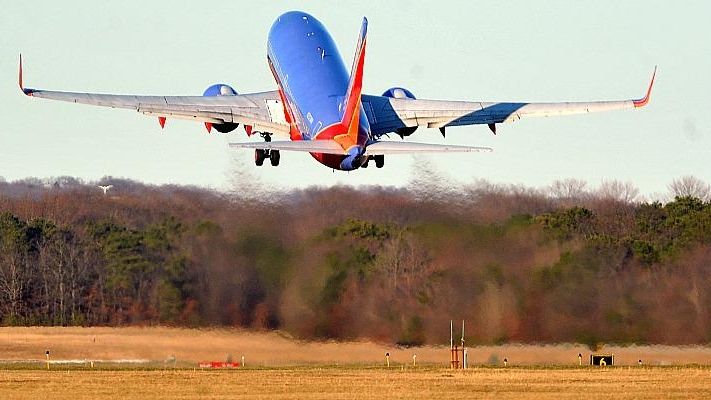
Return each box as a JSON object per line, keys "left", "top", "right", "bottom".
{"left": 382, "top": 87, "right": 418, "bottom": 137}
{"left": 203, "top": 84, "right": 239, "bottom": 133}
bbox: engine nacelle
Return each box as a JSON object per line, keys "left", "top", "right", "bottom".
{"left": 203, "top": 84, "right": 239, "bottom": 133}
{"left": 382, "top": 87, "right": 418, "bottom": 137}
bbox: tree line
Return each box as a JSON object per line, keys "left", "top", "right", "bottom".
{"left": 1, "top": 175, "right": 711, "bottom": 346}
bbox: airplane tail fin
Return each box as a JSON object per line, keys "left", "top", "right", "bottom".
{"left": 333, "top": 17, "right": 368, "bottom": 150}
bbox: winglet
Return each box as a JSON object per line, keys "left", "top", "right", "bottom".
{"left": 633, "top": 66, "right": 656, "bottom": 108}
{"left": 18, "top": 54, "right": 33, "bottom": 96}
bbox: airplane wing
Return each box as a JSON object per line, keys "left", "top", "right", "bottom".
{"left": 18, "top": 55, "right": 290, "bottom": 135}
{"left": 362, "top": 68, "right": 656, "bottom": 136}
{"left": 229, "top": 139, "right": 491, "bottom": 155}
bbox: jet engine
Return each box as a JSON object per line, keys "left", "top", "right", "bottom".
{"left": 382, "top": 87, "right": 418, "bottom": 137}
{"left": 202, "top": 83, "right": 239, "bottom": 133}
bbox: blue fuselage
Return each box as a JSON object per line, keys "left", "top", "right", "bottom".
{"left": 267, "top": 11, "right": 370, "bottom": 169}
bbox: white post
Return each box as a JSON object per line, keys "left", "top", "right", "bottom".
{"left": 413, "top": 354, "right": 417, "bottom": 367}
{"left": 241, "top": 355, "right": 245, "bottom": 367}
{"left": 461, "top": 320, "right": 466, "bottom": 369}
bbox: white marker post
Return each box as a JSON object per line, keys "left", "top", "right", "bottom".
{"left": 385, "top": 352, "right": 390, "bottom": 368}
{"left": 413, "top": 354, "right": 417, "bottom": 367}
{"left": 45, "top": 350, "right": 50, "bottom": 370}
{"left": 241, "top": 355, "right": 245, "bottom": 368}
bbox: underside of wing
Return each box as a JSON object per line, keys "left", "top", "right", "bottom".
{"left": 229, "top": 140, "right": 346, "bottom": 154}
{"left": 19, "top": 55, "right": 290, "bottom": 135}
{"left": 362, "top": 68, "right": 656, "bottom": 136}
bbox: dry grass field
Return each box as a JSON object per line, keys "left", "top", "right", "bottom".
{"left": 1, "top": 327, "right": 711, "bottom": 399}
{"left": 2, "top": 366, "right": 711, "bottom": 399}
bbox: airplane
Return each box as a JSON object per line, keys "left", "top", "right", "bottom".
{"left": 18, "top": 11, "right": 656, "bottom": 172}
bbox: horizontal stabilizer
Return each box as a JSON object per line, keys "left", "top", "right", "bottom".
{"left": 229, "top": 140, "right": 346, "bottom": 154}
{"left": 365, "top": 141, "right": 492, "bottom": 155}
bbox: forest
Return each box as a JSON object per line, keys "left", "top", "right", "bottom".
{"left": 1, "top": 173, "right": 711, "bottom": 347}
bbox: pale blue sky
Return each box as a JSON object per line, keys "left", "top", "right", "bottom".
{"left": 1, "top": 1, "right": 709, "bottom": 196}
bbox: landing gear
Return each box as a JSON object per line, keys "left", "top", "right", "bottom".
{"left": 254, "top": 149, "right": 267, "bottom": 166}
{"left": 374, "top": 155, "right": 385, "bottom": 168}
{"left": 254, "top": 132, "right": 280, "bottom": 167}
{"left": 270, "top": 150, "right": 280, "bottom": 166}
{"left": 361, "top": 155, "right": 383, "bottom": 169}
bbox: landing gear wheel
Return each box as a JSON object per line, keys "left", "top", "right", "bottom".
{"left": 270, "top": 150, "right": 281, "bottom": 166}
{"left": 255, "top": 149, "right": 266, "bottom": 166}
{"left": 374, "top": 155, "right": 385, "bottom": 168}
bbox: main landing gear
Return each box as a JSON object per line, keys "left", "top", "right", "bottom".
{"left": 254, "top": 132, "right": 280, "bottom": 167}
{"left": 361, "top": 155, "right": 385, "bottom": 169}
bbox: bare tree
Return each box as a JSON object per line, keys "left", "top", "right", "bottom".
{"left": 668, "top": 176, "right": 711, "bottom": 201}
{"left": 0, "top": 250, "right": 27, "bottom": 322}
{"left": 548, "top": 178, "right": 589, "bottom": 201}
{"left": 375, "top": 231, "right": 431, "bottom": 295}
{"left": 597, "top": 180, "right": 640, "bottom": 203}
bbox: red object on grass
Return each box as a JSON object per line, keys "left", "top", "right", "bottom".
{"left": 198, "top": 361, "right": 240, "bottom": 368}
